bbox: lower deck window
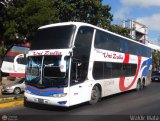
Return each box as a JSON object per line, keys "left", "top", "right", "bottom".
{"left": 93, "top": 61, "right": 137, "bottom": 80}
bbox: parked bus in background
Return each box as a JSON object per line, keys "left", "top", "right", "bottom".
{"left": 24, "top": 22, "right": 152, "bottom": 107}
{"left": 0, "top": 43, "right": 30, "bottom": 78}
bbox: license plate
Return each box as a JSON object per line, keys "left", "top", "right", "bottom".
{"left": 38, "top": 99, "right": 44, "bottom": 104}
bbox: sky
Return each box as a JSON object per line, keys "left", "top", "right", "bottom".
{"left": 103, "top": 0, "right": 160, "bottom": 45}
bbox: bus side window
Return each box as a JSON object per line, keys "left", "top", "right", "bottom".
{"left": 93, "top": 62, "right": 104, "bottom": 80}
{"left": 73, "top": 26, "right": 94, "bottom": 61}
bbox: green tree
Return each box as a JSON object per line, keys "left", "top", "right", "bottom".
{"left": 2, "top": 0, "right": 59, "bottom": 46}
{"left": 54, "top": 0, "right": 113, "bottom": 29}
{"left": 0, "top": 45, "right": 6, "bottom": 59}
{"left": 152, "top": 51, "right": 160, "bottom": 70}
{"left": 109, "top": 25, "right": 130, "bottom": 38}
{"left": 1, "top": 0, "right": 113, "bottom": 46}
{"left": 0, "top": 0, "right": 7, "bottom": 38}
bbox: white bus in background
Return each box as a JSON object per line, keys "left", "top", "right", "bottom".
{"left": 24, "top": 22, "right": 152, "bottom": 107}
{"left": 1, "top": 43, "right": 30, "bottom": 78}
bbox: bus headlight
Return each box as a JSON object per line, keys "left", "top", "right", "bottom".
{"left": 51, "top": 93, "right": 67, "bottom": 98}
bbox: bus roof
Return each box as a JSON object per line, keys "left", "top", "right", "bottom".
{"left": 39, "top": 22, "right": 151, "bottom": 49}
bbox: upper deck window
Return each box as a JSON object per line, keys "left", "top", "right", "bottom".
{"left": 31, "top": 25, "right": 76, "bottom": 50}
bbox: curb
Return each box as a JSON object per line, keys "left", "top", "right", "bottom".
{"left": 0, "top": 100, "right": 24, "bottom": 108}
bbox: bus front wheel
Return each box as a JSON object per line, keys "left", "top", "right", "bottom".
{"left": 89, "top": 85, "right": 101, "bottom": 105}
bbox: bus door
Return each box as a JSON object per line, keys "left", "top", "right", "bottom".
{"left": 69, "top": 61, "right": 90, "bottom": 105}
{"left": 69, "top": 26, "right": 94, "bottom": 105}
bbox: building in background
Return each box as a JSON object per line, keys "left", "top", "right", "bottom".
{"left": 121, "top": 19, "right": 160, "bottom": 70}
{"left": 122, "top": 19, "right": 148, "bottom": 44}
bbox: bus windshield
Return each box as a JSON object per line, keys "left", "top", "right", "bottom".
{"left": 25, "top": 55, "right": 69, "bottom": 88}
{"left": 31, "top": 25, "right": 76, "bottom": 50}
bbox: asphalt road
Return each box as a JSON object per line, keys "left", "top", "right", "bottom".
{"left": 0, "top": 82, "right": 160, "bottom": 121}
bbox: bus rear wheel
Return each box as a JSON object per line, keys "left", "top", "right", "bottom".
{"left": 89, "top": 85, "right": 101, "bottom": 105}
{"left": 141, "top": 80, "right": 145, "bottom": 89}
{"left": 136, "top": 79, "right": 145, "bottom": 91}
{"left": 136, "top": 80, "right": 141, "bottom": 91}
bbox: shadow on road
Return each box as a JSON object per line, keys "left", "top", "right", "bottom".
{"left": 24, "top": 100, "right": 89, "bottom": 112}
{"left": 23, "top": 90, "right": 137, "bottom": 112}
{"left": 0, "top": 93, "right": 23, "bottom": 98}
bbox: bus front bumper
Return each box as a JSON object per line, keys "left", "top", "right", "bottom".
{"left": 24, "top": 92, "right": 70, "bottom": 107}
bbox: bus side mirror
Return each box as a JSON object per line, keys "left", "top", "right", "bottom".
{"left": 60, "top": 55, "right": 66, "bottom": 73}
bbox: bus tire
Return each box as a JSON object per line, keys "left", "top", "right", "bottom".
{"left": 89, "top": 85, "right": 101, "bottom": 105}
{"left": 136, "top": 80, "right": 141, "bottom": 91}
{"left": 24, "top": 98, "right": 32, "bottom": 107}
{"left": 141, "top": 79, "right": 145, "bottom": 89}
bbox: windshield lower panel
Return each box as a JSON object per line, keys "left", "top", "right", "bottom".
{"left": 26, "top": 56, "right": 69, "bottom": 88}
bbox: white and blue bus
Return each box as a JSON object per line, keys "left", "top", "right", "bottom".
{"left": 24, "top": 22, "right": 152, "bottom": 107}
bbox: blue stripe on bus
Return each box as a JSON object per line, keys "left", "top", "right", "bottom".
{"left": 26, "top": 85, "right": 64, "bottom": 96}
{"left": 141, "top": 58, "right": 152, "bottom": 76}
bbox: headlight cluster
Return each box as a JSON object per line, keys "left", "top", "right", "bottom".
{"left": 51, "top": 93, "right": 67, "bottom": 98}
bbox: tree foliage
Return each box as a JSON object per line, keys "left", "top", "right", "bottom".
{"left": 55, "top": 0, "right": 113, "bottom": 29}
{"left": 1, "top": 0, "right": 59, "bottom": 45}
{"left": 152, "top": 51, "right": 160, "bottom": 70}
{"left": 109, "top": 25, "right": 130, "bottom": 38}
{"left": 0, "top": 0, "right": 113, "bottom": 47}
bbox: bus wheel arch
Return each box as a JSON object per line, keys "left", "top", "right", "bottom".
{"left": 89, "top": 84, "right": 102, "bottom": 105}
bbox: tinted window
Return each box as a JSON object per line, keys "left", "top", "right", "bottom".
{"left": 104, "top": 63, "right": 112, "bottom": 78}
{"left": 112, "top": 63, "right": 123, "bottom": 78}
{"left": 73, "top": 26, "right": 94, "bottom": 61}
{"left": 95, "top": 30, "right": 121, "bottom": 52}
{"left": 71, "top": 26, "right": 94, "bottom": 85}
{"left": 131, "top": 64, "right": 137, "bottom": 75}
{"left": 70, "top": 61, "right": 89, "bottom": 85}
{"left": 128, "top": 41, "right": 135, "bottom": 55}
{"left": 93, "top": 62, "right": 103, "bottom": 80}
{"left": 94, "top": 29, "right": 151, "bottom": 57}
{"left": 31, "top": 25, "right": 76, "bottom": 50}
{"left": 123, "top": 64, "right": 131, "bottom": 76}
{"left": 93, "top": 61, "right": 137, "bottom": 80}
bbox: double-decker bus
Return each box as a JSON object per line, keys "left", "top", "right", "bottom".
{"left": 24, "top": 22, "right": 152, "bottom": 107}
